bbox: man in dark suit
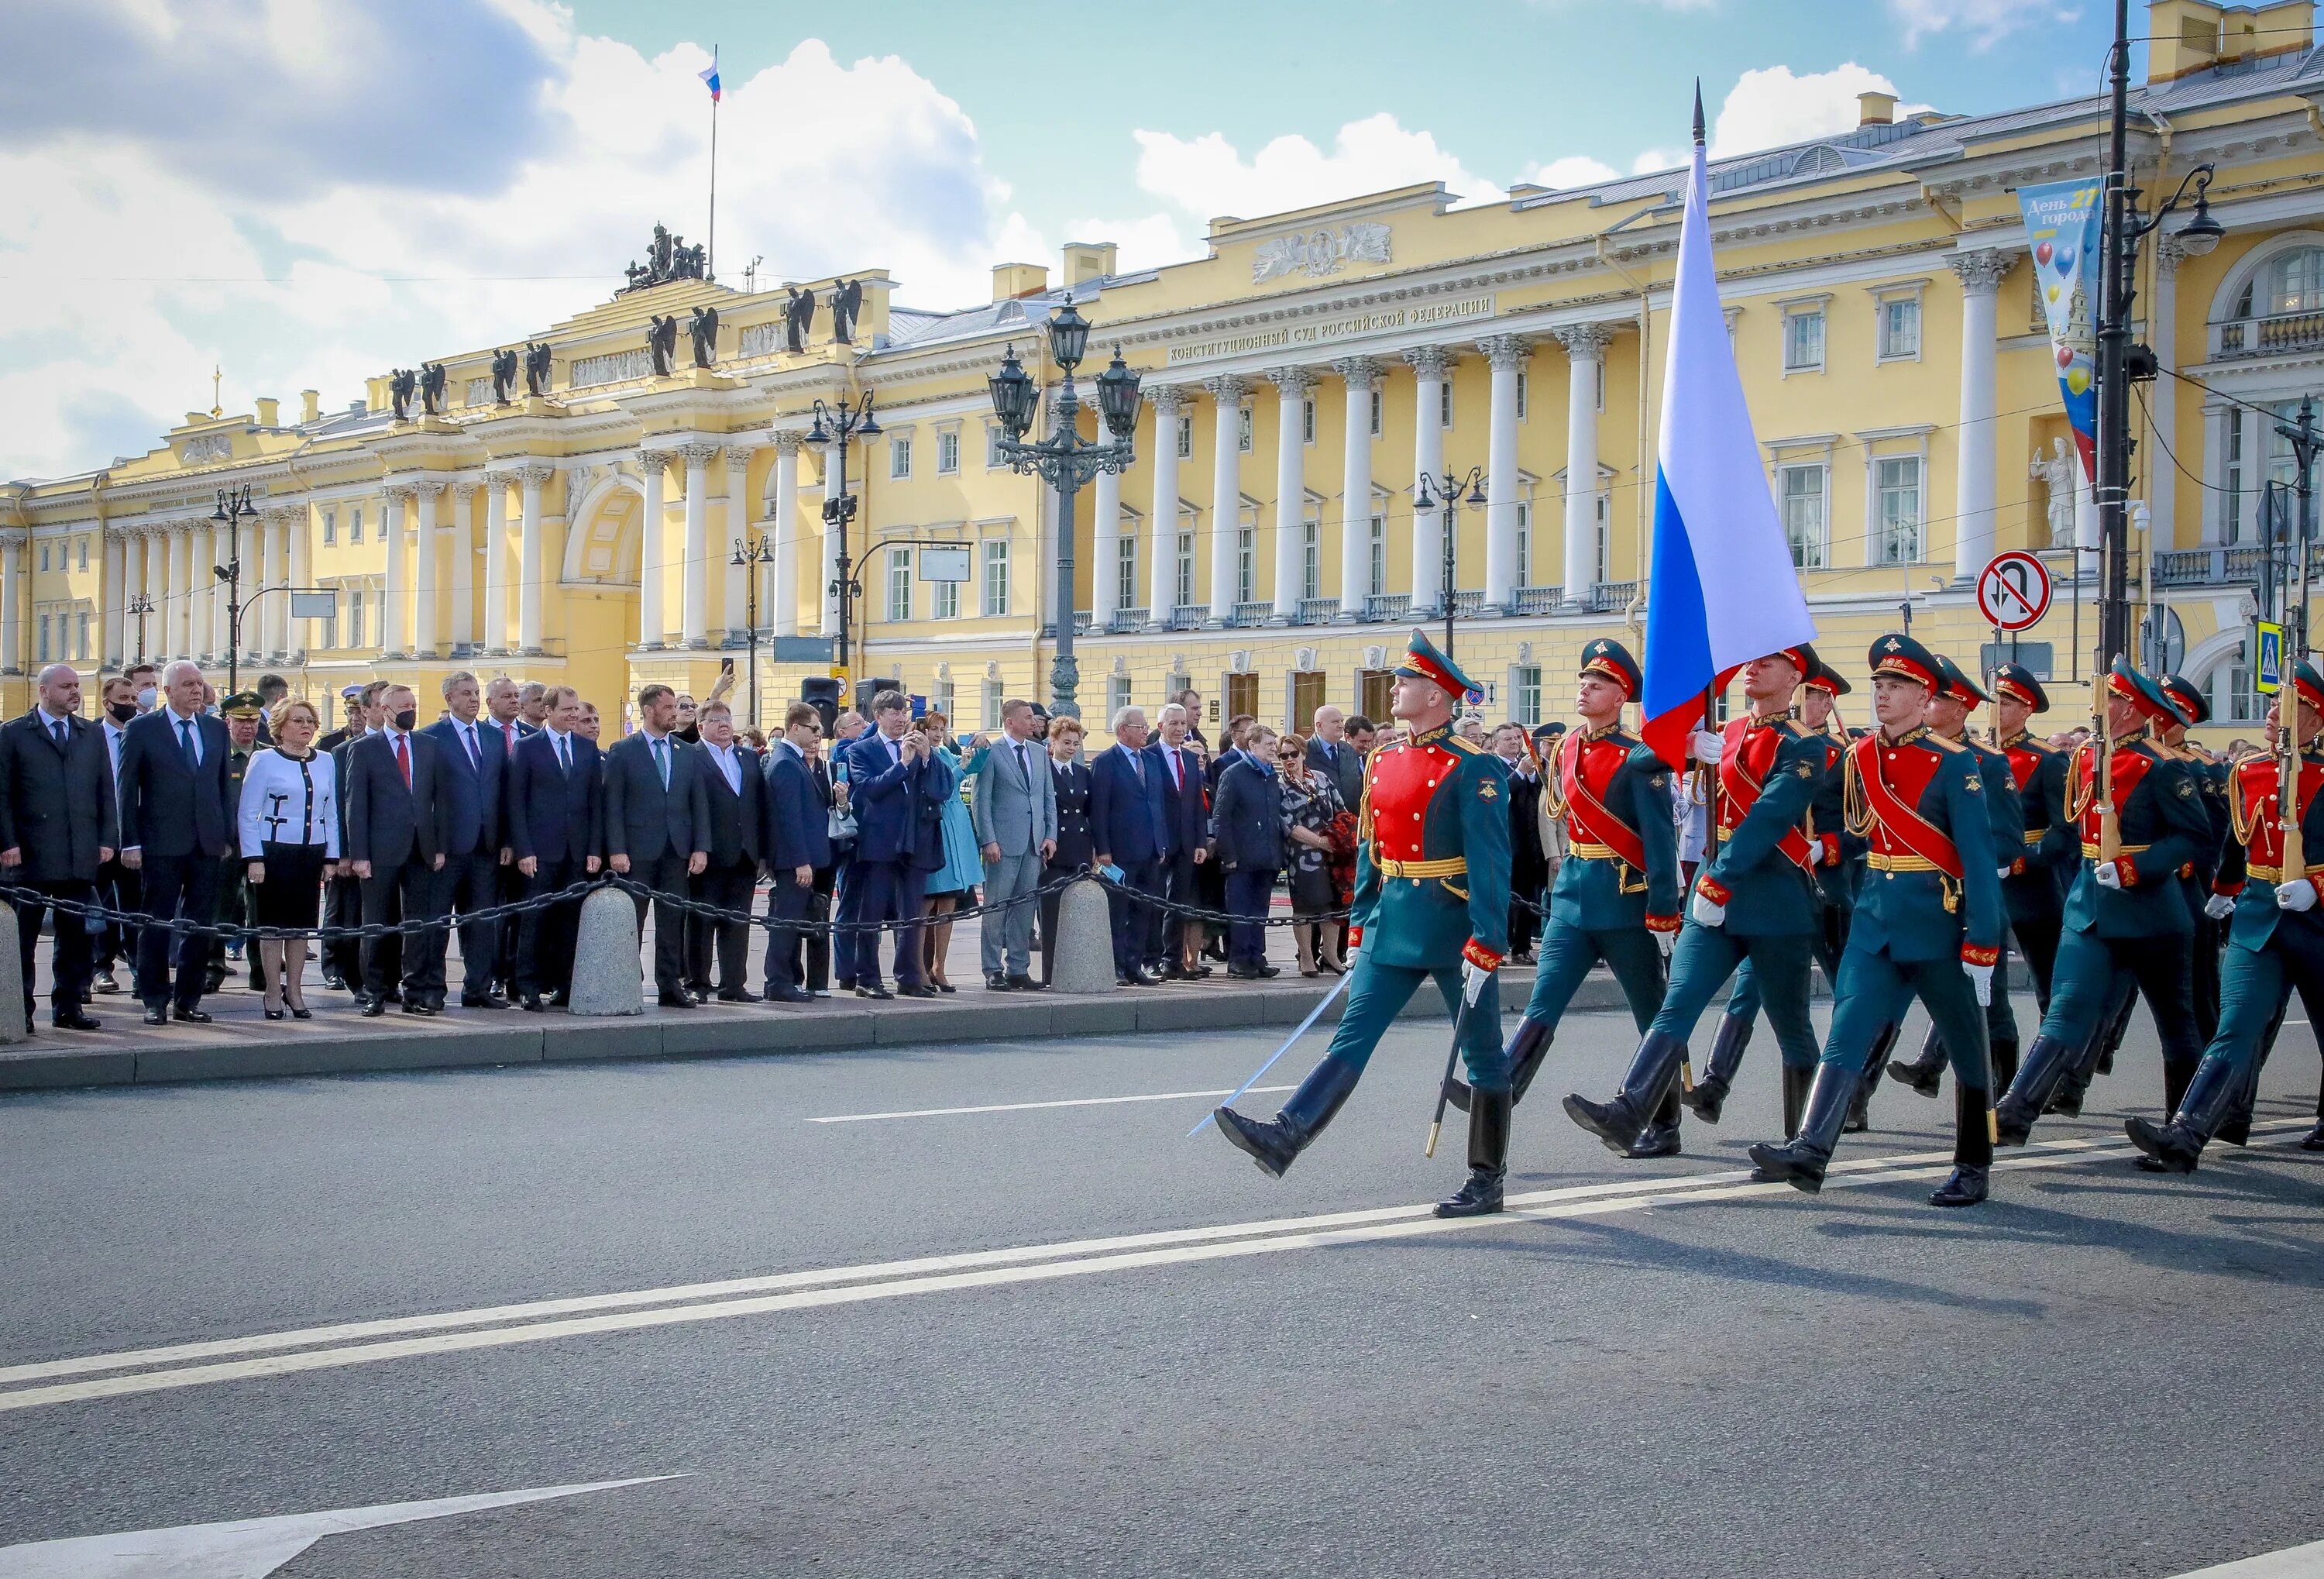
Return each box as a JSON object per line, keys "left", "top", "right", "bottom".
{"left": 480, "top": 676, "right": 528, "bottom": 998}
{"left": 507, "top": 685, "right": 602, "bottom": 1010}
{"left": 1091, "top": 705, "right": 1174, "bottom": 986}
{"left": 1207, "top": 713, "right": 1256, "bottom": 789}
{"left": 837, "top": 690, "right": 955, "bottom": 999}
{"left": 602, "top": 683, "right": 710, "bottom": 1007}
{"left": 0, "top": 664, "right": 116, "bottom": 1030}
{"left": 686, "top": 700, "right": 764, "bottom": 1002}
{"left": 1305, "top": 705, "right": 1366, "bottom": 809}
{"left": 761, "top": 702, "right": 833, "bottom": 1003}
{"left": 115, "top": 659, "right": 233, "bottom": 1023}
{"left": 345, "top": 682, "right": 450, "bottom": 1015}
{"left": 1150, "top": 701, "right": 1211, "bottom": 980}
{"left": 420, "top": 671, "right": 507, "bottom": 1009}
{"left": 324, "top": 680, "right": 390, "bottom": 990}
{"left": 91, "top": 673, "right": 142, "bottom": 997}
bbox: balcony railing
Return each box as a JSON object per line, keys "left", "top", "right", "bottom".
{"left": 1229, "top": 600, "right": 1272, "bottom": 628}
{"left": 2153, "top": 546, "right": 2270, "bottom": 587}
{"left": 1108, "top": 607, "right": 1149, "bottom": 632}
{"left": 1510, "top": 586, "right": 1564, "bottom": 614}
{"left": 1583, "top": 580, "right": 1638, "bottom": 613}
{"left": 1167, "top": 604, "right": 1205, "bottom": 630}
{"left": 1296, "top": 597, "right": 1341, "bottom": 624}
{"left": 1363, "top": 593, "right": 1410, "bottom": 621}
{"left": 1040, "top": 612, "right": 1096, "bottom": 638}
{"left": 2213, "top": 308, "right": 2324, "bottom": 360}
{"left": 1449, "top": 590, "right": 1485, "bottom": 616}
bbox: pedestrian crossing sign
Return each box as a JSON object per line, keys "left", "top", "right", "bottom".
{"left": 2256, "top": 622, "right": 2284, "bottom": 694}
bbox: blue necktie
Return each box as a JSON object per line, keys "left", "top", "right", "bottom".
{"left": 177, "top": 718, "right": 196, "bottom": 767}
{"left": 50, "top": 719, "right": 66, "bottom": 748}
{"left": 652, "top": 737, "right": 668, "bottom": 788}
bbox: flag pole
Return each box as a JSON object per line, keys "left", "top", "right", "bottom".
{"left": 706, "top": 44, "right": 718, "bottom": 281}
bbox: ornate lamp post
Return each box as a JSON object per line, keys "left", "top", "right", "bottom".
{"left": 1413, "top": 466, "right": 1486, "bottom": 662}
{"left": 986, "top": 298, "right": 1143, "bottom": 718}
{"left": 209, "top": 483, "right": 258, "bottom": 693}
{"left": 128, "top": 592, "right": 154, "bottom": 663}
{"left": 729, "top": 531, "right": 775, "bottom": 730}
{"left": 805, "top": 394, "right": 879, "bottom": 685}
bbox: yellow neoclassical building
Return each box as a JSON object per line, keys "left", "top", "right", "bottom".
{"left": 5, "top": 0, "right": 2322, "bottom": 745}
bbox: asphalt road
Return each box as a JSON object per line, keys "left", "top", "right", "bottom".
{"left": 2, "top": 994, "right": 2320, "bottom": 1577}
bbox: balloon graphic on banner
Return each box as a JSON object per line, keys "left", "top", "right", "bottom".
{"left": 2018, "top": 177, "right": 2104, "bottom": 493}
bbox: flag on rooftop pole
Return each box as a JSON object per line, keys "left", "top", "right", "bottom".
{"left": 700, "top": 46, "right": 720, "bottom": 280}
{"left": 698, "top": 47, "right": 721, "bottom": 101}
{"left": 1638, "top": 84, "right": 1817, "bottom": 769}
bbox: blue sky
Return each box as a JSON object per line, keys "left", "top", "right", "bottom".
{"left": 0, "top": 0, "right": 2119, "bottom": 483}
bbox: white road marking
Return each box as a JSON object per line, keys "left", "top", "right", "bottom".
{"left": 806, "top": 1085, "right": 1299, "bottom": 1123}
{"left": 0, "top": 1478, "right": 673, "bottom": 1579}
{"left": 1, "top": 1122, "right": 2304, "bottom": 1416}
{"left": 2168, "top": 1536, "right": 2324, "bottom": 1576}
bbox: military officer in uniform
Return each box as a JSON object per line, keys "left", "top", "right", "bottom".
{"left": 1994, "top": 658, "right": 2213, "bottom": 1144}
{"left": 2160, "top": 672, "right": 2231, "bottom": 1043}
{"left": 1748, "top": 635, "right": 2003, "bottom": 1205}
{"left": 2127, "top": 659, "right": 2324, "bottom": 1172}
{"left": 1563, "top": 645, "right": 1831, "bottom": 1154}
{"left": 212, "top": 690, "right": 266, "bottom": 996}
{"left": 1212, "top": 631, "right": 1513, "bottom": 1217}
{"left": 1448, "top": 639, "right": 1678, "bottom": 1130}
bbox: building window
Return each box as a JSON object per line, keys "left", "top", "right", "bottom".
{"left": 1514, "top": 372, "right": 1528, "bottom": 421}
{"left": 2202, "top": 645, "right": 2264, "bottom": 722}
{"left": 1439, "top": 382, "right": 1453, "bottom": 428}
{"left": 986, "top": 426, "right": 1006, "bottom": 468}
{"left": 1301, "top": 514, "right": 1320, "bottom": 600}
{"left": 1515, "top": 501, "right": 1532, "bottom": 587}
{"left": 1879, "top": 297, "right": 1921, "bottom": 361}
{"left": 2238, "top": 246, "right": 2324, "bottom": 318}
{"left": 1783, "top": 308, "right": 1826, "bottom": 373}
{"left": 323, "top": 510, "right": 337, "bottom": 545}
{"left": 1595, "top": 359, "right": 1606, "bottom": 413}
{"left": 1176, "top": 414, "right": 1194, "bottom": 459}
{"left": 1369, "top": 388, "right": 1383, "bottom": 437}
{"left": 349, "top": 506, "right": 364, "bottom": 544}
{"left": 1109, "top": 674, "right": 1133, "bottom": 718}
{"left": 933, "top": 576, "right": 960, "bottom": 620}
{"left": 1875, "top": 456, "right": 1924, "bottom": 564}
{"left": 982, "top": 539, "right": 1009, "bottom": 617}
{"left": 36, "top": 545, "right": 47, "bottom": 573}
{"left": 77, "top": 538, "right": 88, "bottom": 571}
{"left": 2225, "top": 408, "right": 2247, "bottom": 543}
{"left": 937, "top": 431, "right": 960, "bottom": 475}
{"left": 890, "top": 437, "right": 912, "bottom": 480}
{"left": 1237, "top": 405, "right": 1253, "bottom": 454}
{"left": 1116, "top": 535, "right": 1137, "bottom": 611}
{"left": 885, "top": 546, "right": 912, "bottom": 621}
{"left": 1511, "top": 666, "right": 1543, "bottom": 728}
{"left": 1367, "top": 513, "right": 1387, "bottom": 597}
{"left": 983, "top": 681, "right": 1006, "bottom": 731}
{"left": 76, "top": 611, "right": 90, "bottom": 659}
{"left": 1301, "top": 398, "right": 1316, "bottom": 445}
{"left": 1779, "top": 463, "right": 1827, "bottom": 569}
{"left": 1236, "top": 520, "right": 1256, "bottom": 604}
{"left": 347, "top": 586, "right": 366, "bottom": 649}
{"left": 1174, "top": 528, "right": 1195, "bottom": 608}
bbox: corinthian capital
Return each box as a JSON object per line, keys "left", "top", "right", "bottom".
{"left": 1266, "top": 365, "right": 1314, "bottom": 399}
{"left": 1404, "top": 344, "right": 1450, "bottom": 380}
{"left": 1478, "top": 333, "right": 1530, "bottom": 370}
{"left": 1331, "top": 356, "right": 1381, "bottom": 392}
{"left": 770, "top": 428, "right": 807, "bottom": 456}
{"left": 1203, "top": 373, "right": 1250, "bottom": 404}
{"left": 677, "top": 441, "right": 723, "bottom": 469}
{"left": 724, "top": 442, "right": 760, "bottom": 466}
{"left": 513, "top": 462, "right": 556, "bottom": 487}
{"left": 1552, "top": 322, "right": 1618, "bottom": 361}
{"left": 1948, "top": 248, "right": 2010, "bottom": 296}
{"left": 1145, "top": 384, "right": 1188, "bottom": 417}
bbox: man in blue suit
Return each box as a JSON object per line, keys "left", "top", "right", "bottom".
{"left": 602, "top": 683, "right": 710, "bottom": 1008}
{"left": 838, "top": 690, "right": 956, "bottom": 999}
{"left": 115, "top": 660, "right": 234, "bottom": 1023}
{"left": 1092, "top": 704, "right": 1174, "bottom": 986}
{"left": 762, "top": 701, "right": 834, "bottom": 1003}
{"left": 1150, "top": 702, "right": 1210, "bottom": 979}
{"left": 507, "top": 684, "right": 603, "bottom": 1010}
{"left": 421, "top": 671, "right": 508, "bottom": 1009}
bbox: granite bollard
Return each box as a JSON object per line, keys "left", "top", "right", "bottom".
{"left": 566, "top": 887, "right": 644, "bottom": 1017}
{"left": 1050, "top": 876, "right": 1118, "bottom": 996}
{"left": 0, "top": 901, "right": 22, "bottom": 1042}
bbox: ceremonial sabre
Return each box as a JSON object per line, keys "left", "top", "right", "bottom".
{"left": 1189, "top": 969, "right": 1353, "bottom": 1138}
{"left": 1425, "top": 986, "right": 1477, "bottom": 1158}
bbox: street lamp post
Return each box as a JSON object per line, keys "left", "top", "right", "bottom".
{"left": 729, "top": 532, "right": 775, "bottom": 730}
{"left": 128, "top": 593, "right": 154, "bottom": 663}
{"left": 1412, "top": 467, "right": 1485, "bottom": 662}
{"left": 209, "top": 483, "right": 259, "bottom": 693}
{"left": 805, "top": 394, "right": 879, "bottom": 688}
{"left": 2280, "top": 397, "right": 2322, "bottom": 655}
{"left": 985, "top": 298, "right": 1143, "bottom": 719}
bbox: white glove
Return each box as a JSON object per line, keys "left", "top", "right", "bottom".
{"left": 1965, "top": 962, "right": 1993, "bottom": 1006}
{"left": 2204, "top": 892, "right": 2237, "bottom": 920}
{"left": 1690, "top": 892, "right": 1727, "bottom": 928}
{"left": 2277, "top": 878, "right": 2317, "bottom": 913}
{"left": 1462, "top": 958, "right": 1493, "bottom": 1005}
{"left": 1655, "top": 929, "right": 1676, "bottom": 960}
{"left": 1690, "top": 730, "right": 1724, "bottom": 765}
{"left": 2093, "top": 861, "right": 2123, "bottom": 890}
{"left": 1998, "top": 866, "right": 2015, "bottom": 881}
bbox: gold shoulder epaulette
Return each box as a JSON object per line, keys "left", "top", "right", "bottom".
{"left": 1446, "top": 734, "right": 1484, "bottom": 755}
{"left": 1928, "top": 734, "right": 1968, "bottom": 753}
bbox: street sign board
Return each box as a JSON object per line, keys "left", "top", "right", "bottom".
{"left": 1975, "top": 551, "right": 2052, "bottom": 631}
{"left": 917, "top": 545, "right": 971, "bottom": 583}
{"left": 2256, "top": 621, "right": 2284, "bottom": 693}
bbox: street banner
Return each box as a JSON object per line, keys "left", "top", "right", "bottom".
{"left": 2017, "top": 177, "right": 2104, "bottom": 491}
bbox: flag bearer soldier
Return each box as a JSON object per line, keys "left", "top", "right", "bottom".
{"left": 2127, "top": 659, "right": 2324, "bottom": 1172}
{"left": 1684, "top": 654, "right": 1856, "bottom": 1129}
{"left": 1993, "top": 658, "right": 2213, "bottom": 1144}
{"left": 1446, "top": 640, "right": 1678, "bottom": 1137}
{"left": 1212, "top": 631, "right": 1514, "bottom": 1218}
{"left": 1563, "top": 645, "right": 1830, "bottom": 1154}
{"left": 1746, "top": 635, "right": 2004, "bottom": 1206}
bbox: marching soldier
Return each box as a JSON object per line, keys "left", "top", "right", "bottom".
{"left": 2127, "top": 659, "right": 2324, "bottom": 1172}
{"left": 1448, "top": 640, "right": 1678, "bottom": 1138}
{"left": 1212, "top": 631, "right": 1514, "bottom": 1217}
{"left": 1994, "top": 658, "right": 2212, "bottom": 1144}
{"left": 2159, "top": 672, "right": 2231, "bottom": 1044}
{"left": 1746, "top": 635, "right": 2003, "bottom": 1206}
{"left": 1563, "top": 645, "right": 1830, "bottom": 1154}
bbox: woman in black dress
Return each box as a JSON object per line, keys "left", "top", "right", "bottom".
{"left": 237, "top": 697, "right": 337, "bottom": 1020}
{"left": 1275, "top": 733, "right": 1346, "bottom": 976}
{"left": 1039, "top": 716, "right": 1094, "bottom": 986}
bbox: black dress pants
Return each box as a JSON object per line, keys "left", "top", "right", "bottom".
{"left": 431, "top": 847, "right": 501, "bottom": 1003}
{"left": 93, "top": 855, "right": 139, "bottom": 982}
{"left": 688, "top": 859, "right": 757, "bottom": 994}
{"left": 517, "top": 858, "right": 585, "bottom": 999}
{"left": 624, "top": 851, "right": 693, "bottom": 997}
{"left": 362, "top": 856, "right": 442, "bottom": 1006}
{"left": 136, "top": 852, "right": 221, "bottom": 1012}
{"left": 9, "top": 877, "right": 95, "bottom": 1016}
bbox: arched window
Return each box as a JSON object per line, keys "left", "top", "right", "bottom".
{"left": 2235, "top": 246, "right": 2324, "bottom": 318}
{"left": 2201, "top": 642, "right": 2262, "bottom": 724}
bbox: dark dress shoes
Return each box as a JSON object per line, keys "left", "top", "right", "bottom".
{"left": 656, "top": 990, "right": 697, "bottom": 1009}
{"left": 715, "top": 989, "right": 755, "bottom": 1003}
{"left": 986, "top": 972, "right": 1014, "bottom": 990}
{"left": 143, "top": 1004, "right": 167, "bottom": 1025}
{"left": 1006, "top": 974, "right": 1048, "bottom": 992}
{"left": 461, "top": 993, "right": 508, "bottom": 1010}
{"left": 52, "top": 1008, "right": 101, "bottom": 1032}
{"left": 359, "top": 997, "right": 387, "bottom": 1017}
{"left": 520, "top": 993, "right": 546, "bottom": 1012}
{"left": 763, "top": 984, "right": 813, "bottom": 1003}
{"left": 898, "top": 982, "right": 940, "bottom": 999}
{"left": 856, "top": 984, "right": 893, "bottom": 1000}
{"left": 402, "top": 1001, "right": 438, "bottom": 1017}
{"left": 170, "top": 1006, "right": 213, "bottom": 1023}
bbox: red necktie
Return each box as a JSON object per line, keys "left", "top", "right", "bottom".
{"left": 395, "top": 733, "right": 411, "bottom": 790}
{"left": 503, "top": 724, "right": 514, "bottom": 759}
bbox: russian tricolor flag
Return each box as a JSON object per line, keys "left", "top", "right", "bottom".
{"left": 1638, "top": 104, "right": 1816, "bottom": 769}
{"left": 699, "top": 48, "right": 720, "bottom": 102}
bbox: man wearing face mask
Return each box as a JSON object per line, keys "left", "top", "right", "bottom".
{"left": 125, "top": 663, "right": 160, "bottom": 717}
{"left": 325, "top": 682, "right": 390, "bottom": 992}
{"left": 344, "top": 683, "right": 452, "bottom": 1016}
{"left": 114, "top": 661, "right": 234, "bottom": 1024}
{"left": 91, "top": 674, "right": 143, "bottom": 996}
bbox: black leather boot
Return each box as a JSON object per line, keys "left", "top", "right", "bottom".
{"left": 2057, "top": 981, "right": 2136, "bottom": 1112}
{"left": 1508, "top": 1017, "right": 1555, "bottom": 1109}
{"left": 1781, "top": 1063, "right": 1812, "bottom": 1139}
{"left": 1886, "top": 1025, "right": 1947, "bottom": 1099}
{"left": 2125, "top": 1054, "right": 2240, "bottom": 1175}
{"left": 1995, "top": 1032, "right": 2081, "bottom": 1145}
{"left": 1930, "top": 1083, "right": 1992, "bottom": 1206}
{"left": 1748, "top": 1062, "right": 1858, "bottom": 1193}
{"left": 1990, "top": 1040, "right": 2020, "bottom": 1099}
{"left": 1214, "top": 1056, "right": 1362, "bottom": 1179}
{"left": 1435, "top": 1089, "right": 1511, "bottom": 1217}
{"left": 2161, "top": 1055, "right": 2196, "bottom": 1120}
{"left": 1624, "top": 1088, "right": 1684, "bottom": 1158}
{"left": 1679, "top": 1010, "right": 1752, "bottom": 1123}
{"left": 1846, "top": 1022, "right": 1901, "bottom": 1132}
{"left": 1564, "top": 1030, "right": 1688, "bottom": 1155}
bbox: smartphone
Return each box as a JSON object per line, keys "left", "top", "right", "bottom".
{"left": 720, "top": 658, "right": 735, "bottom": 678}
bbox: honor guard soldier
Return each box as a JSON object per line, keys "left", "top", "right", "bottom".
{"left": 2128, "top": 659, "right": 2324, "bottom": 1172}
{"left": 2159, "top": 672, "right": 2232, "bottom": 1043}
{"left": 1449, "top": 640, "right": 1678, "bottom": 1127}
{"left": 1686, "top": 655, "right": 1856, "bottom": 1128}
{"left": 1748, "top": 635, "right": 2004, "bottom": 1206}
{"left": 1213, "top": 631, "right": 1514, "bottom": 1216}
{"left": 1563, "top": 645, "right": 1831, "bottom": 1154}
{"left": 1993, "top": 658, "right": 2212, "bottom": 1144}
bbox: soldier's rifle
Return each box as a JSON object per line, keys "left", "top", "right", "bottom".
{"left": 2094, "top": 525, "right": 2123, "bottom": 866}
{"left": 2283, "top": 520, "right": 2311, "bottom": 877}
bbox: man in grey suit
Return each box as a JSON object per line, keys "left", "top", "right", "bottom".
{"left": 1305, "top": 704, "right": 1366, "bottom": 809}
{"left": 973, "top": 696, "right": 1057, "bottom": 991}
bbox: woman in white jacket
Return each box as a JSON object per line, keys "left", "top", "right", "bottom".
{"left": 239, "top": 697, "right": 339, "bottom": 1019}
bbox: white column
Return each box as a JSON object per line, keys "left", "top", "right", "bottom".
{"left": 449, "top": 483, "right": 475, "bottom": 652}
{"left": 2151, "top": 239, "right": 2183, "bottom": 545}
{"left": 1480, "top": 334, "right": 1526, "bottom": 612}
{"left": 1091, "top": 466, "right": 1122, "bottom": 627}
{"left": 0, "top": 533, "right": 20, "bottom": 674}
{"left": 1334, "top": 358, "right": 1377, "bottom": 620}
{"left": 679, "top": 441, "right": 717, "bottom": 648}
{"left": 770, "top": 432, "right": 802, "bottom": 638}
{"left": 1556, "top": 324, "right": 1614, "bottom": 602}
{"left": 1407, "top": 346, "right": 1448, "bottom": 613}
{"left": 2200, "top": 404, "right": 2230, "bottom": 545}
{"left": 817, "top": 450, "right": 841, "bottom": 637}
{"left": 189, "top": 522, "right": 214, "bottom": 659}
{"left": 723, "top": 443, "right": 758, "bottom": 643}
{"left": 285, "top": 506, "right": 309, "bottom": 657}
{"left": 482, "top": 472, "right": 509, "bottom": 652}
{"left": 102, "top": 529, "right": 125, "bottom": 666}
{"left": 413, "top": 480, "right": 440, "bottom": 659}
{"left": 1950, "top": 249, "right": 2008, "bottom": 582}
{"left": 515, "top": 464, "right": 552, "bottom": 655}
{"left": 381, "top": 486, "right": 410, "bottom": 656}
{"left": 253, "top": 514, "right": 277, "bottom": 658}
{"left": 1144, "top": 386, "right": 1184, "bottom": 628}
{"left": 2075, "top": 453, "right": 2100, "bottom": 552}
{"left": 270, "top": 513, "right": 294, "bottom": 655}
{"left": 640, "top": 449, "right": 669, "bottom": 648}
{"left": 150, "top": 528, "right": 173, "bottom": 660}
{"left": 1267, "top": 366, "right": 1311, "bottom": 622}
{"left": 1205, "top": 374, "right": 1246, "bottom": 626}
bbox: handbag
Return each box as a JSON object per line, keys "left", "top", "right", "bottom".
{"left": 826, "top": 760, "right": 859, "bottom": 842}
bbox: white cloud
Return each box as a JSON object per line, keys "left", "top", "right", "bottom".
{"left": 1631, "top": 147, "right": 1687, "bottom": 175}
{"left": 1890, "top": 0, "right": 2083, "bottom": 50}
{"left": 1710, "top": 63, "right": 1928, "bottom": 157}
{"left": 1130, "top": 112, "right": 1505, "bottom": 222}
{"left": 1528, "top": 155, "right": 1623, "bottom": 190}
